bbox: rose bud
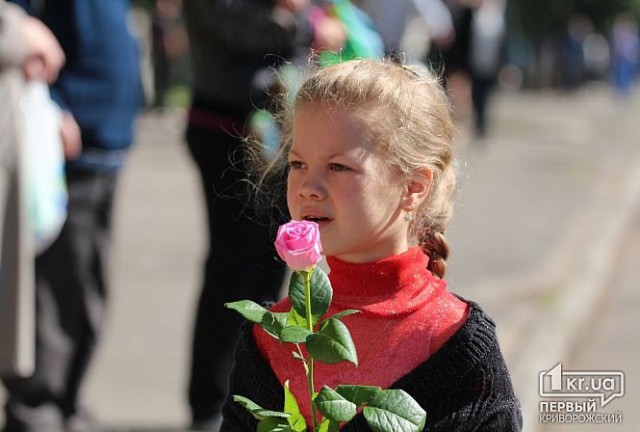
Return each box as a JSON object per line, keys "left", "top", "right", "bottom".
{"left": 274, "top": 220, "right": 323, "bottom": 271}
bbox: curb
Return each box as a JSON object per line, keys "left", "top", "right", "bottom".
{"left": 507, "top": 139, "right": 640, "bottom": 431}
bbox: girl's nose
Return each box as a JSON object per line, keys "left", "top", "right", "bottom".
{"left": 298, "top": 173, "right": 326, "bottom": 200}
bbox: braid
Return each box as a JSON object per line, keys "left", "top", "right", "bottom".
{"left": 419, "top": 231, "right": 449, "bottom": 279}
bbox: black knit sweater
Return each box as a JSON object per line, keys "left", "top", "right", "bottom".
{"left": 220, "top": 302, "right": 522, "bottom": 431}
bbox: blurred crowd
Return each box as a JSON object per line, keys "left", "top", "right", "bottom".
{"left": 1, "top": 1, "right": 639, "bottom": 432}
{"left": 140, "top": 0, "right": 640, "bottom": 130}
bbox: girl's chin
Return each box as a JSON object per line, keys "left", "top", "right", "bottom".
{"left": 319, "top": 244, "right": 338, "bottom": 258}
{"left": 316, "top": 219, "right": 332, "bottom": 228}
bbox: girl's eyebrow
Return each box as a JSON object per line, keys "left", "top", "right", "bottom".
{"left": 289, "top": 149, "right": 348, "bottom": 159}
{"left": 327, "top": 153, "right": 351, "bottom": 159}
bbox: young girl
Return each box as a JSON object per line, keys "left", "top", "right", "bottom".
{"left": 220, "top": 58, "right": 522, "bottom": 431}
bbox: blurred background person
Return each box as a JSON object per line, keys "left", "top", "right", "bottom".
{"left": 150, "top": 0, "right": 186, "bottom": 110}
{"left": 357, "top": 0, "right": 417, "bottom": 56}
{"left": 427, "top": 0, "right": 475, "bottom": 130}
{"left": 182, "top": 1, "right": 345, "bottom": 430}
{"left": 358, "top": 0, "right": 454, "bottom": 57}
{"left": 561, "top": 14, "right": 593, "bottom": 91}
{"left": 468, "top": 0, "right": 506, "bottom": 139}
{"left": 2, "top": 1, "right": 142, "bottom": 431}
{"left": 150, "top": 0, "right": 173, "bottom": 110}
{"left": 610, "top": 12, "right": 639, "bottom": 99}
{"left": 0, "top": 0, "right": 64, "bottom": 384}
{"left": 423, "top": 0, "right": 505, "bottom": 141}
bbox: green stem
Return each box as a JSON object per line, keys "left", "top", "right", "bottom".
{"left": 304, "top": 269, "right": 319, "bottom": 431}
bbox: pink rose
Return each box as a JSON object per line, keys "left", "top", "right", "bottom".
{"left": 275, "top": 220, "right": 323, "bottom": 271}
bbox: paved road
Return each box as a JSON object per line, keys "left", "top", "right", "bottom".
{"left": 1, "top": 85, "right": 639, "bottom": 431}
{"left": 543, "top": 212, "right": 640, "bottom": 431}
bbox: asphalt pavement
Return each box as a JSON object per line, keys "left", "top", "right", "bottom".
{"left": 542, "top": 211, "right": 640, "bottom": 432}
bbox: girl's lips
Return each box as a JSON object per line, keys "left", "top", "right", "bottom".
{"left": 316, "top": 219, "right": 332, "bottom": 227}
{"left": 302, "top": 216, "right": 333, "bottom": 226}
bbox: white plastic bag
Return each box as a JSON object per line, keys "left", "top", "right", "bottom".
{"left": 19, "top": 82, "right": 68, "bottom": 253}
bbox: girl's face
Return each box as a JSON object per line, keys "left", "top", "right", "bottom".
{"left": 287, "top": 105, "right": 410, "bottom": 263}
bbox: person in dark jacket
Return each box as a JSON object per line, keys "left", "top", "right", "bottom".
{"left": 182, "top": 1, "right": 346, "bottom": 429}
{"left": 2, "top": 1, "right": 141, "bottom": 431}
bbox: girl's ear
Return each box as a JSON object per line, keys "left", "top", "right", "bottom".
{"left": 402, "top": 169, "right": 433, "bottom": 210}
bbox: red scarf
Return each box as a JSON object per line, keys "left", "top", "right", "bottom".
{"left": 253, "top": 247, "right": 469, "bottom": 424}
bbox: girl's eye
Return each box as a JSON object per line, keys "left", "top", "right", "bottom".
{"left": 329, "top": 163, "right": 349, "bottom": 172}
{"left": 288, "top": 161, "right": 305, "bottom": 170}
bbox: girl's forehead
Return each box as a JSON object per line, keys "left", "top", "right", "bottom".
{"left": 294, "top": 103, "right": 351, "bottom": 122}
{"left": 291, "top": 107, "right": 377, "bottom": 156}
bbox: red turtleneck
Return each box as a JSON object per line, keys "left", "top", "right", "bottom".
{"left": 253, "top": 247, "right": 469, "bottom": 424}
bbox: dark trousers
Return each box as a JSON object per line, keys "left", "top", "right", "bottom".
{"left": 2, "top": 168, "right": 117, "bottom": 432}
{"left": 471, "top": 75, "right": 495, "bottom": 139}
{"left": 185, "top": 125, "right": 285, "bottom": 423}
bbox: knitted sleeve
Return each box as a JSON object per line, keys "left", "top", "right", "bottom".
{"left": 220, "top": 324, "right": 285, "bottom": 432}
{"left": 424, "top": 349, "right": 523, "bottom": 431}
{"left": 474, "top": 404, "right": 523, "bottom": 431}
{"left": 405, "top": 308, "right": 523, "bottom": 432}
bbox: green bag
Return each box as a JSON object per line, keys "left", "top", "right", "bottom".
{"left": 319, "top": 0, "right": 384, "bottom": 66}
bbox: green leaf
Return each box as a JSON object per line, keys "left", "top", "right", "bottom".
{"left": 306, "top": 318, "right": 358, "bottom": 366}
{"left": 288, "top": 272, "right": 308, "bottom": 319}
{"left": 324, "top": 309, "right": 360, "bottom": 322}
{"left": 233, "top": 395, "right": 265, "bottom": 418}
{"left": 318, "top": 418, "right": 340, "bottom": 432}
{"left": 260, "top": 312, "right": 287, "bottom": 339}
{"left": 274, "top": 312, "right": 289, "bottom": 326}
{"left": 232, "top": 395, "right": 291, "bottom": 420}
{"left": 314, "top": 386, "right": 357, "bottom": 423}
{"left": 291, "top": 351, "right": 305, "bottom": 361}
{"left": 225, "top": 300, "right": 268, "bottom": 323}
{"left": 280, "top": 327, "right": 314, "bottom": 343}
{"left": 336, "top": 385, "right": 381, "bottom": 406}
{"left": 257, "top": 417, "right": 293, "bottom": 432}
{"left": 288, "top": 268, "right": 332, "bottom": 323}
{"left": 286, "top": 308, "right": 308, "bottom": 328}
{"left": 284, "top": 381, "right": 307, "bottom": 432}
{"left": 362, "top": 389, "right": 427, "bottom": 432}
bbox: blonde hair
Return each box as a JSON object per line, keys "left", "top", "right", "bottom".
{"left": 257, "top": 58, "right": 456, "bottom": 277}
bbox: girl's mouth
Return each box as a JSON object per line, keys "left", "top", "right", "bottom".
{"left": 303, "top": 216, "right": 332, "bottom": 225}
